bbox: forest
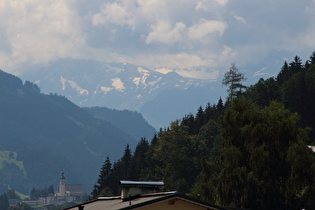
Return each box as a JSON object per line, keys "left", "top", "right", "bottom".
{"left": 91, "top": 52, "right": 315, "bottom": 209}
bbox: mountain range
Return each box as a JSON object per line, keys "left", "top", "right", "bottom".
{"left": 20, "top": 59, "right": 225, "bottom": 128}
{"left": 0, "top": 69, "right": 156, "bottom": 194}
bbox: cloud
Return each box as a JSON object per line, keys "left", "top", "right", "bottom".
{"left": 233, "top": 15, "right": 247, "bottom": 24}
{"left": 176, "top": 68, "right": 219, "bottom": 80}
{"left": 1, "top": 0, "right": 315, "bottom": 80}
{"left": 0, "top": 0, "right": 84, "bottom": 73}
{"left": 146, "top": 21, "right": 186, "bottom": 44}
{"left": 92, "top": 2, "right": 134, "bottom": 27}
{"left": 195, "top": 0, "right": 229, "bottom": 11}
{"left": 188, "top": 19, "right": 227, "bottom": 40}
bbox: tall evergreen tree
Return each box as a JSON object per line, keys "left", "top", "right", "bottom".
{"left": 289, "top": 55, "right": 303, "bottom": 74}
{"left": 309, "top": 51, "right": 315, "bottom": 65}
{"left": 91, "top": 156, "right": 113, "bottom": 198}
{"left": 129, "top": 138, "right": 150, "bottom": 180}
{"left": 110, "top": 144, "right": 133, "bottom": 193}
{"left": 277, "top": 61, "right": 290, "bottom": 84}
{"left": 222, "top": 63, "right": 246, "bottom": 103}
{"left": 194, "top": 106, "right": 205, "bottom": 134}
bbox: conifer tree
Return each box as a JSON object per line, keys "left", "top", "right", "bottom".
{"left": 222, "top": 63, "right": 246, "bottom": 103}
{"left": 277, "top": 61, "right": 290, "bottom": 84}
{"left": 289, "top": 55, "right": 303, "bottom": 74}
{"left": 91, "top": 156, "right": 113, "bottom": 198}
{"left": 130, "top": 138, "right": 149, "bottom": 180}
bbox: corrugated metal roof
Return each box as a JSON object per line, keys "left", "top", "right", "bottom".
{"left": 64, "top": 191, "right": 229, "bottom": 210}
{"left": 64, "top": 191, "right": 176, "bottom": 210}
{"left": 118, "top": 180, "right": 164, "bottom": 186}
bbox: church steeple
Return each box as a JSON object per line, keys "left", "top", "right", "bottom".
{"left": 60, "top": 170, "right": 65, "bottom": 179}
{"left": 57, "top": 170, "right": 66, "bottom": 196}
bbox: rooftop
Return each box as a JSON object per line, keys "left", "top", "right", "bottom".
{"left": 64, "top": 191, "right": 229, "bottom": 210}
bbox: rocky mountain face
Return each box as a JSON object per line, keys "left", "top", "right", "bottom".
{"left": 21, "top": 59, "right": 224, "bottom": 128}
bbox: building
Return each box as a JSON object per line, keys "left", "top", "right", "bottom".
{"left": 54, "top": 171, "right": 83, "bottom": 205}
{"left": 64, "top": 181, "right": 229, "bottom": 210}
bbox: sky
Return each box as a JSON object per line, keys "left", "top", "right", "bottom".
{"left": 1, "top": 0, "right": 315, "bottom": 80}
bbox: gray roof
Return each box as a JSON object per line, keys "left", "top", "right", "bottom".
{"left": 63, "top": 192, "right": 229, "bottom": 210}
{"left": 118, "top": 180, "right": 164, "bottom": 186}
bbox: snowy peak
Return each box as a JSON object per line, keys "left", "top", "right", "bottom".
{"left": 21, "top": 59, "right": 219, "bottom": 127}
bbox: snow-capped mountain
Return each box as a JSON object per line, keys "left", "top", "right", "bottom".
{"left": 21, "top": 59, "right": 224, "bottom": 128}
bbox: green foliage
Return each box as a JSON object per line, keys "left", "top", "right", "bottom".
{"left": 149, "top": 121, "right": 207, "bottom": 192}
{"left": 30, "top": 185, "right": 54, "bottom": 200}
{"left": 84, "top": 107, "right": 156, "bottom": 141}
{"left": 222, "top": 63, "right": 247, "bottom": 103}
{"left": 6, "top": 189, "right": 20, "bottom": 200}
{"left": 129, "top": 138, "right": 150, "bottom": 180}
{"left": 91, "top": 156, "right": 114, "bottom": 199}
{"left": 8, "top": 203, "right": 32, "bottom": 210}
{"left": 0, "top": 193, "right": 9, "bottom": 210}
{"left": 192, "top": 98, "right": 315, "bottom": 209}
{"left": 245, "top": 77, "right": 280, "bottom": 107}
{"left": 92, "top": 99, "right": 225, "bottom": 196}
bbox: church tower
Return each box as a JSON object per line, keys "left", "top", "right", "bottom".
{"left": 57, "top": 170, "right": 66, "bottom": 196}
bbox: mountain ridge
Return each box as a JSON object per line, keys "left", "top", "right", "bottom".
{"left": 0, "top": 69, "right": 155, "bottom": 194}
{"left": 20, "top": 58, "right": 224, "bottom": 128}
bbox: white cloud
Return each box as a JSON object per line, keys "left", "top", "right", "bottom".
{"left": 214, "top": 0, "right": 229, "bottom": 6}
{"left": 195, "top": 0, "right": 229, "bottom": 11}
{"left": 253, "top": 67, "right": 270, "bottom": 77}
{"left": 92, "top": 2, "right": 134, "bottom": 27}
{"left": 188, "top": 19, "right": 227, "bottom": 40}
{"left": 233, "top": 15, "right": 247, "bottom": 24}
{"left": 0, "top": 0, "right": 84, "bottom": 73}
{"left": 176, "top": 69, "right": 219, "bottom": 80}
{"left": 146, "top": 21, "right": 186, "bottom": 44}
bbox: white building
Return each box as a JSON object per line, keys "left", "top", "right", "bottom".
{"left": 53, "top": 170, "right": 83, "bottom": 205}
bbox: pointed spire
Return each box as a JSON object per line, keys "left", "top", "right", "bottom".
{"left": 60, "top": 170, "right": 65, "bottom": 179}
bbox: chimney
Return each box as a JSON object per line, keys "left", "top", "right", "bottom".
{"left": 118, "top": 181, "right": 164, "bottom": 199}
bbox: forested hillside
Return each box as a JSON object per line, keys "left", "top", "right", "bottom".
{"left": 0, "top": 70, "right": 152, "bottom": 194}
{"left": 84, "top": 107, "right": 156, "bottom": 141}
{"left": 92, "top": 52, "right": 315, "bottom": 209}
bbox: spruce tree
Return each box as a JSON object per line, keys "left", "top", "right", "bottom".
{"left": 277, "top": 61, "right": 290, "bottom": 84}
{"left": 91, "top": 156, "right": 113, "bottom": 198}
{"left": 130, "top": 138, "right": 149, "bottom": 180}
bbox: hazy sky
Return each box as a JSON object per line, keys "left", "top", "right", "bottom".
{"left": 1, "top": 0, "right": 315, "bottom": 80}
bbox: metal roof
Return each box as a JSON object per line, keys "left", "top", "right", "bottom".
{"left": 118, "top": 180, "right": 164, "bottom": 186}
{"left": 63, "top": 192, "right": 229, "bottom": 210}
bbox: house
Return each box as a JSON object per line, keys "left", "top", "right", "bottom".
{"left": 64, "top": 181, "right": 228, "bottom": 210}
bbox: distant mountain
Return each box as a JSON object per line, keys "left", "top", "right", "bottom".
{"left": 20, "top": 58, "right": 224, "bottom": 128}
{"left": 140, "top": 86, "right": 221, "bottom": 128}
{"left": 0, "top": 69, "right": 147, "bottom": 194}
{"left": 84, "top": 107, "right": 156, "bottom": 141}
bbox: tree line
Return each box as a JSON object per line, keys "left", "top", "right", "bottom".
{"left": 91, "top": 51, "right": 315, "bottom": 209}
